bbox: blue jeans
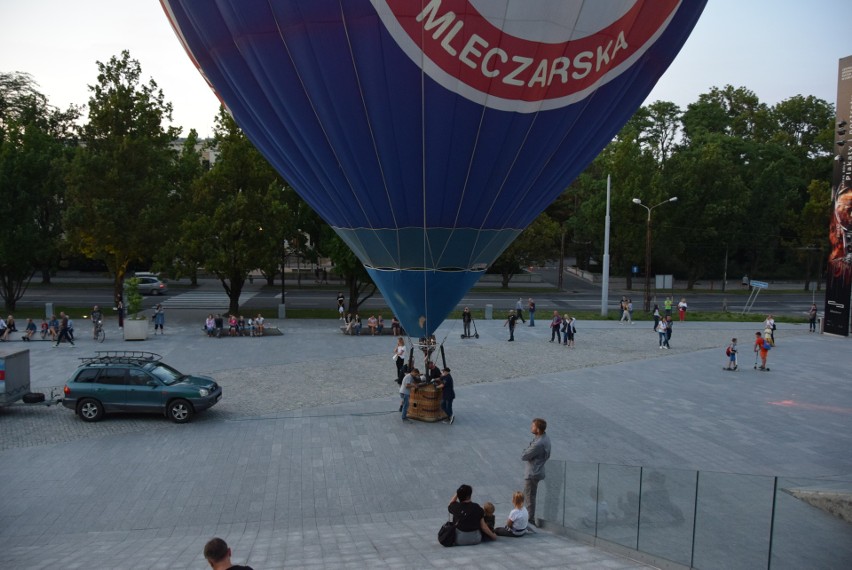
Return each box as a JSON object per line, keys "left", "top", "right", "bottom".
{"left": 658, "top": 331, "right": 668, "bottom": 347}
{"left": 400, "top": 393, "right": 410, "bottom": 420}
{"left": 441, "top": 398, "right": 453, "bottom": 418}
{"left": 529, "top": 311, "right": 535, "bottom": 326}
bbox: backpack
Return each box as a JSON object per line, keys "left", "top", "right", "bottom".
{"left": 725, "top": 346, "right": 732, "bottom": 356}
{"left": 763, "top": 340, "right": 772, "bottom": 351}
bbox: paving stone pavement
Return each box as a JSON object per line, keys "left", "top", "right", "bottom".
{"left": 1, "top": 314, "right": 850, "bottom": 569}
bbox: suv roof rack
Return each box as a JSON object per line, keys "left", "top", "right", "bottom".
{"left": 79, "top": 351, "right": 163, "bottom": 365}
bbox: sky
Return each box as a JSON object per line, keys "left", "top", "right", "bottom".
{"left": 1, "top": 0, "right": 851, "bottom": 138}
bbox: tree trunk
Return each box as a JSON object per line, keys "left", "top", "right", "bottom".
{"left": 41, "top": 268, "right": 51, "bottom": 285}
{"left": 226, "top": 274, "right": 246, "bottom": 315}
{"left": 347, "top": 275, "right": 359, "bottom": 314}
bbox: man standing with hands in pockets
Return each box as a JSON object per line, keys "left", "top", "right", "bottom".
{"left": 522, "top": 417, "right": 551, "bottom": 529}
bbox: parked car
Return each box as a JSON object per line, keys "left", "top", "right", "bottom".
{"left": 62, "top": 351, "right": 222, "bottom": 423}
{"left": 135, "top": 275, "right": 168, "bottom": 295}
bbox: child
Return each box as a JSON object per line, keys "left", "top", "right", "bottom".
{"left": 724, "top": 338, "right": 738, "bottom": 370}
{"left": 482, "top": 502, "right": 496, "bottom": 534}
{"left": 495, "top": 491, "right": 529, "bottom": 537}
{"left": 40, "top": 319, "right": 49, "bottom": 339}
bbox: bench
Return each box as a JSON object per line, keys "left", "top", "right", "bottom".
{"left": 203, "top": 324, "right": 282, "bottom": 337}
{"left": 339, "top": 324, "right": 404, "bottom": 336}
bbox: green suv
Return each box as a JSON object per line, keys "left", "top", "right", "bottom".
{"left": 62, "top": 351, "right": 222, "bottom": 423}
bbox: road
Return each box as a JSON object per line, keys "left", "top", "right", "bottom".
{"left": 13, "top": 269, "right": 821, "bottom": 318}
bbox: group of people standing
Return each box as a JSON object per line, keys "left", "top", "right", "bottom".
{"left": 445, "top": 418, "right": 551, "bottom": 546}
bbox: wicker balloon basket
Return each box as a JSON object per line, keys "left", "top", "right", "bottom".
{"left": 408, "top": 383, "right": 447, "bottom": 422}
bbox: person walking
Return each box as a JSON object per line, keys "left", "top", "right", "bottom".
{"left": 90, "top": 305, "right": 103, "bottom": 339}
{"left": 754, "top": 331, "right": 770, "bottom": 370}
{"left": 665, "top": 315, "right": 673, "bottom": 348}
{"left": 515, "top": 298, "right": 525, "bottom": 324}
{"left": 549, "top": 311, "right": 562, "bottom": 343}
{"left": 438, "top": 367, "right": 455, "bottom": 424}
{"left": 528, "top": 298, "right": 536, "bottom": 326}
{"left": 153, "top": 304, "right": 165, "bottom": 334}
{"left": 656, "top": 317, "right": 668, "bottom": 349}
{"left": 652, "top": 304, "right": 661, "bottom": 331}
{"left": 54, "top": 312, "right": 75, "bottom": 347}
{"left": 504, "top": 310, "right": 517, "bottom": 341}
{"left": 522, "top": 418, "right": 551, "bottom": 527}
{"left": 808, "top": 303, "right": 818, "bottom": 333}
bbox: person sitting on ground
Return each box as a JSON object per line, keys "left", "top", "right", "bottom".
{"left": 246, "top": 317, "right": 255, "bottom": 337}
{"left": 205, "top": 314, "right": 216, "bottom": 336}
{"left": 228, "top": 314, "right": 238, "bottom": 336}
{"left": 391, "top": 315, "right": 401, "bottom": 336}
{"left": 40, "top": 318, "right": 49, "bottom": 339}
{"left": 495, "top": 491, "right": 529, "bottom": 537}
{"left": 0, "top": 315, "right": 8, "bottom": 341}
{"left": 203, "top": 537, "right": 253, "bottom": 570}
{"left": 376, "top": 314, "right": 384, "bottom": 334}
{"left": 448, "top": 484, "right": 498, "bottom": 545}
{"left": 214, "top": 314, "right": 224, "bottom": 338}
{"left": 482, "top": 502, "right": 496, "bottom": 534}
{"left": 237, "top": 315, "right": 247, "bottom": 335}
{"left": 367, "top": 315, "right": 378, "bottom": 335}
{"left": 343, "top": 313, "right": 354, "bottom": 335}
{"left": 23, "top": 318, "right": 37, "bottom": 341}
{"left": 255, "top": 314, "right": 265, "bottom": 336}
{"left": 353, "top": 313, "right": 362, "bottom": 336}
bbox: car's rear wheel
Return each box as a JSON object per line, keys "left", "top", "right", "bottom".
{"left": 78, "top": 398, "right": 104, "bottom": 422}
{"left": 167, "top": 399, "right": 193, "bottom": 423}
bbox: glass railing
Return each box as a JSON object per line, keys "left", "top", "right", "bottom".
{"left": 538, "top": 461, "right": 852, "bottom": 569}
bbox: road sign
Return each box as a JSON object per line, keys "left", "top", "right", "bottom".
{"left": 750, "top": 280, "right": 769, "bottom": 289}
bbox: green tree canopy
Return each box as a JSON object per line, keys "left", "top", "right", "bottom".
{"left": 64, "top": 51, "right": 179, "bottom": 302}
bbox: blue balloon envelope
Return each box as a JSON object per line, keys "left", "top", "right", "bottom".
{"left": 162, "top": 0, "right": 706, "bottom": 337}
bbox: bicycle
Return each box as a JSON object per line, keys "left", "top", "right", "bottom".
{"left": 94, "top": 320, "right": 105, "bottom": 343}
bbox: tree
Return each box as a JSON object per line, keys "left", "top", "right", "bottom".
{"left": 491, "top": 214, "right": 560, "bottom": 288}
{"left": 65, "top": 51, "right": 179, "bottom": 303}
{"left": 180, "top": 108, "right": 290, "bottom": 314}
{"left": 321, "top": 226, "right": 377, "bottom": 314}
{"left": 0, "top": 72, "right": 78, "bottom": 310}
{"left": 158, "top": 129, "right": 207, "bottom": 284}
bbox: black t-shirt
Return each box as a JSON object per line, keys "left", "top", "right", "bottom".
{"left": 448, "top": 501, "right": 484, "bottom": 532}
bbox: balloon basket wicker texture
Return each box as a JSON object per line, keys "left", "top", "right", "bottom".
{"left": 407, "top": 384, "right": 446, "bottom": 423}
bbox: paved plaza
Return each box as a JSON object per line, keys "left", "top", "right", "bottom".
{"left": 1, "top": 313, "right": 851, "bottom": 568}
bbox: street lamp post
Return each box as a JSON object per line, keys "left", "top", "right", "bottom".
{"left": 632, "top": 196, "right": 678, "bottom": 312}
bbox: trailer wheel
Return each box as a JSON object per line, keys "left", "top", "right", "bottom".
{"left": 23, "top": 392, "right": 46, "bottom": 404}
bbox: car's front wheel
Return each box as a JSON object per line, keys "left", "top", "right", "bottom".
{"left": 77, "top": 398, "right": 104, "bottom": 422}
{"left": 167, "top": 399, "right": 193, "bottom": 423}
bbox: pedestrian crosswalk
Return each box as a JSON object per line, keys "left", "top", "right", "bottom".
{"left": 160, "top": 290, "right": 257, "bottom": 309}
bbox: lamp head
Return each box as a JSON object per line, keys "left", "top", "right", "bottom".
{"left": 669, "top": 197, "right": 678, "bottom": 202}
{"left": 632, "top": 198, "right": 642, "bottom": 204}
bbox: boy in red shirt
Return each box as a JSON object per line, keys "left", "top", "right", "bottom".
{"left": 754, "top": 331, "right": 769, "bottom": 370}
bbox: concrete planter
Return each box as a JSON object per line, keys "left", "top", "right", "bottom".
{"left": 123, "top": 318, "right": 149, "bottom": 341}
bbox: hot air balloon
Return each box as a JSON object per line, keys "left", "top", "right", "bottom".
{"left": 161, "top": 0, "right": 707, "bottom": 338}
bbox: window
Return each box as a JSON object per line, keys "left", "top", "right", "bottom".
{"left": 74, "top": 368, "right": 100, "bottom": 383}
{"left": 97, "top": 368, "right": 127, "bottom": 386}
{"left": 128, "top": 369, "right": 152, "bottom": 386}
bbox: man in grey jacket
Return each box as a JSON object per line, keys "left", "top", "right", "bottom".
{"left": 522, "top": 417, "right": 551, "bottom": 526}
